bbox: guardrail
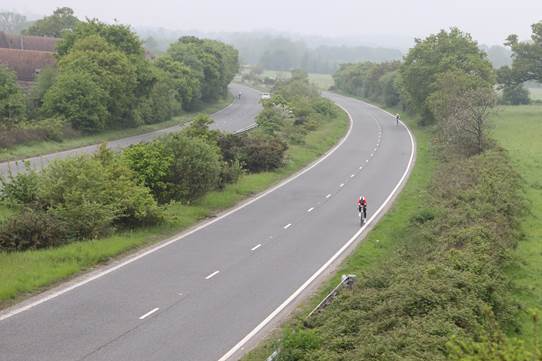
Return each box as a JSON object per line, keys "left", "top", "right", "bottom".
{"left": 265, "top": 274, "right": 357, "bottom": 360}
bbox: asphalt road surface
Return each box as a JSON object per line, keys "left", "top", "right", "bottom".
{"left": 0, "top": 83, "right": 261, "bottom": 177}
{"left": 0, "top": 91, "right": 414, "bottom": 361}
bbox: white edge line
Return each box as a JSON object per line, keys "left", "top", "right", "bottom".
{"left": 283, "top": 223, "right": 292, "bottom": 230}
{"left": 251, "top": 244, "right": 262, "bottom": 251}
{"left": 217, "top": 100, "right": 415, "bottom": 361}
{"left": 307, "top": 207, "right": 314, "bottom": 213}
{"left": 0, "top": 97, "right": 354, "bottom": 322}
{"left": 139, "top": 307, "right": 159, "bottom": 320}
{"left": 205, "top": 270, "right": 220, "bottom": 280}
{"left": 339, "top": 183, "right": 344, "bottom": 187}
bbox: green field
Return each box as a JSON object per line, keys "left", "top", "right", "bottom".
{"left": 0, "top": 95, "right": 233, "bottom": 162}
{"left": 0, "top": 107, "right": 349, "bottom": 308}
{"left": 492, "top": 105, "right": 542, "bottom": 346}
{"left": 243, "top": 108, "right": 434, "bottom": 360}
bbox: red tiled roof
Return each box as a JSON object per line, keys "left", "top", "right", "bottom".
{"left": 0, "top": 32, "right": 59, "bottom": 52}
{"left": 0, "top": 48, "right": 56, "bottom": 81}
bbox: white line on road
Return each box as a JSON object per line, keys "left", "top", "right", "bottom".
{"left": 217, "top": 96, "right": 416, "bottom": 361}
{"left": 139, "top": 307, "right": 159, "bottom": 320}
{"left": 251, "top": 244, "right": 262, "bottom": 251}
{"left": 307, "top": 207, "right": 314, "bottom": 213}
{"left": 350, "top": 174, "right": 355, "bottom": 178}
{"left": 339, "top": 183, "right": 344, "bottom": 187}
{"left": 359, "top": 166, "right": 363, "bottom": 170}
{"left": 205, "top": 270, "right": 220, "bottom": 280}
{"left": 366, "top": 159, "right": 369, "bottom": 162}
{"left": 284, "top": 223, "right": 292, "bottom": 229}
{"left": 371, "top": 153, "right": 374, "bottom": 157}
{"left": 325, "top": 194, "right": 331, "bottom": 199}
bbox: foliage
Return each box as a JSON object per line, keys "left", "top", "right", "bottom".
{"left": 0, "top": 147, "right": 162, "bottom": 251}
{"left": 28, "top": 65, "right": 57, "bottom": 117}
{"left": 43, "top": 35, "right": 139, "bottom": 131}
{"left": 398, "top": 28, "right": 495, "bottom": 124}
{"left": 502, "top": 84, "right": 530, "bottom": 105}
{"left": 240, "top": 132, "right": 288, "bottom": 172}
{"left": 427, "top": 71, "right": 497, "bottom": 156}
{"left": 0, "top": 65, "right": 26, "bottom": 125}
{"left": 500, "top": 21, "right": 542, "bottom": 85}
{"left": 0, "top": 117, "right": 66, "bottom": 149}
{"left": 333, "top": 61, "right": 402, "bottom": 106}
{"left": 154, "top": 55, "right": 200, "bottom": 110}
{"left": 23, "top": 7, "right": 79, "bottom": 37}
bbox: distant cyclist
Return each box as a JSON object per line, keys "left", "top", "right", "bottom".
{"left": 395, "top": 113, "right": 400, "bottom": 126}
{"left": 238, "top": 91, "right": 242, "bottom": 100}
{"left": 357, "top": 195, "right": 367, "bottom": 224}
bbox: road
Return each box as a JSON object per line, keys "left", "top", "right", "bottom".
{"left": 0, "top": 91, "right": 414, "bottom": 361}
{"left": 0, "top": 83, "right": 261, "bottom": 177}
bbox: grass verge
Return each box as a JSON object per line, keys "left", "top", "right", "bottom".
{"left": 243, "top": 104, "right": 433, "bottom": 360}
{"left": 0, "top": 105, "right": 348, "bottom": 309}
{"left": 0, "top": 95, "right": 233, "bottom": 162}
{"left": 492, "top": 104, "right": 542, "bottom": 347}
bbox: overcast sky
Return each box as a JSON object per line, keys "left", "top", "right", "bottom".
{"left": 6, "top": 0, "right": 542, "bottom": 47}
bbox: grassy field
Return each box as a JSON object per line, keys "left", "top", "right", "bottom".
{"left": 243, "top": 107, "right": 434, "bottom": 360}
{"left": 0, "top": 95, "right": 233, "bottom": 162}
{"left": 0, "top": 107, "right": 349, "bottom": 308}
{"left": 491, "top": 105, "right": 542, "bottom": 346}
{"left": 262, "top": 70, "right": 335, "bottom": 90}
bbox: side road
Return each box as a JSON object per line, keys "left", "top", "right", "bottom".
{"left": 0, "top": 83, "right": 261, "bottom": 177}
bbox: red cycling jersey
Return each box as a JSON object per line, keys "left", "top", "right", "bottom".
{"left": 357, "top": 196, "right": 367, "bottom": 207}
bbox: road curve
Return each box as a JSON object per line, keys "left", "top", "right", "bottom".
{"left": 0, "top": 83, "right": 261, "bottom": 177}
{"left": 0, "top": 92, "right": 414, "bottom": 361}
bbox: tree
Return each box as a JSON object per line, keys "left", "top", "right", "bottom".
{"left": 398, "top": 28, "right": 495, "bottom": 124}
{"left": 428, "top": 71, "right": 496, "bottom": 156}
{"left": 502, "top": 84, "right": 530, "bottom": 105}
{"left": 56, "top": 19, "right": 143, "bottom": 57}
{"left": 0, "top": 66, "right": 26, "bottom": 126}
{"left": 24, "top": 7, "right": 79, "bottom": 37}
{"left": 43, "top": 35, "right": 139, "bottom": 130}
{"left": 501, "top": 21, "right": 542, "bottom": 84}
{"left": 0, "top": 11, "right": 28, "bottom": 33}
{"left": 155, "top": 55, "right": 200, "bottom": 110}
{"left": 28, "top": 65, "right": 57, "bottom": 116}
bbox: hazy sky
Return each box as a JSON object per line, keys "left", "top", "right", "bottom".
{"left": 6, "top": 0, "right": 542, "bottom": 46}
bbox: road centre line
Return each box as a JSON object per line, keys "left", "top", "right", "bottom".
{"left": 325, "top": 194, "right": 331, "bottom": 199}
{"left": 307, "top": 207, "right": 314, "bottom": 213}
{"left": 139, "top": 307, "right": 159, "bottom": 320}
{"left": 340, "top": 183, "right": 344, "bottom": 187}
{"left": 251, "top": 244, "right": 262, "bottom": 251}
{"left": 205, "top": 270, "right": 220, "bottom": 280}
{"left": 283, "top": 223, "right": 292, "bottom": 229}
{"left": 350, "top": 174, "right": 355, "bottom": 178}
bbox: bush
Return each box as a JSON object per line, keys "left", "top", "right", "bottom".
{"left": 0, "top": 147, "right": 162, "bottom": 251}
{"left": 0, "top": 208, "right": 69, "bottom": 251}
{"left": 501, "top": 84, "right": 530, "bottom": 105}
{"left": 240, "top": 132, "right": 288, "bottom": 172}
{"left": 0, "top": 164, "right": 40, "bottom": 206}
{"left": 161, "top": 134, "right": 223, "bottom": 202}
{"left": 218, "top": 160, "right": 244, "bottom": 190}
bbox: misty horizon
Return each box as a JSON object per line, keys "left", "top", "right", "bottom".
{"left": 3, "top": 0, "right": 541, "bottom": 49}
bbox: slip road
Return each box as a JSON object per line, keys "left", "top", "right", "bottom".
{"left": 0, "top": 91, "right": 414, "bottom": 361}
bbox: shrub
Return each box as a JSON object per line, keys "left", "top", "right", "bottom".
{"left": 240, "top": 132, "right": 288, "bottom": 172}
{"left": 217, "top": 160, "right": 244, "bottom": 190}
{"left": 0, "top": 208, "right": 69, "bottom": 251}
{"left": 0, "top": 164, "right": 40, "bottom": 207}
{"left": 161, "top": 134, "right": 223, "bottom": 202}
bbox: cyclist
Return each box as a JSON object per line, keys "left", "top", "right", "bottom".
{"left": 238, "top": 91, "right": 242, "bottom": 100}
{"left": 357, "top": 195, "right": 367, "bottom": 223}
{"left": 395, "top": 113, "right": 400, "bottom": 126}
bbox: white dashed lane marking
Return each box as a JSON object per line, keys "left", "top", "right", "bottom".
{"left": 307, "top": 207, "right": 314, "bottom": 213}
{"left": 139, "top": 308, "right": 159, "bottom": 320}
{"left": 251, "top": 244, "right": 262, "bottom": 251}
{"left": 284, "top": 223, "right": 292, "bottom": 229}
{"left": 205, "top": 271, "right": 220, "bottom": 280}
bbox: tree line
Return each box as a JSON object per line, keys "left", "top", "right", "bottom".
{"left": 0, "top": 8, "right": 238, "bottom": 147}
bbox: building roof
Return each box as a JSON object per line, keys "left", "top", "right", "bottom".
{"left": 0, "top": 48, "right": 56, "bottom": 81}
{"left": 0, "top": 31, "right": 59, "bottom": 52}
